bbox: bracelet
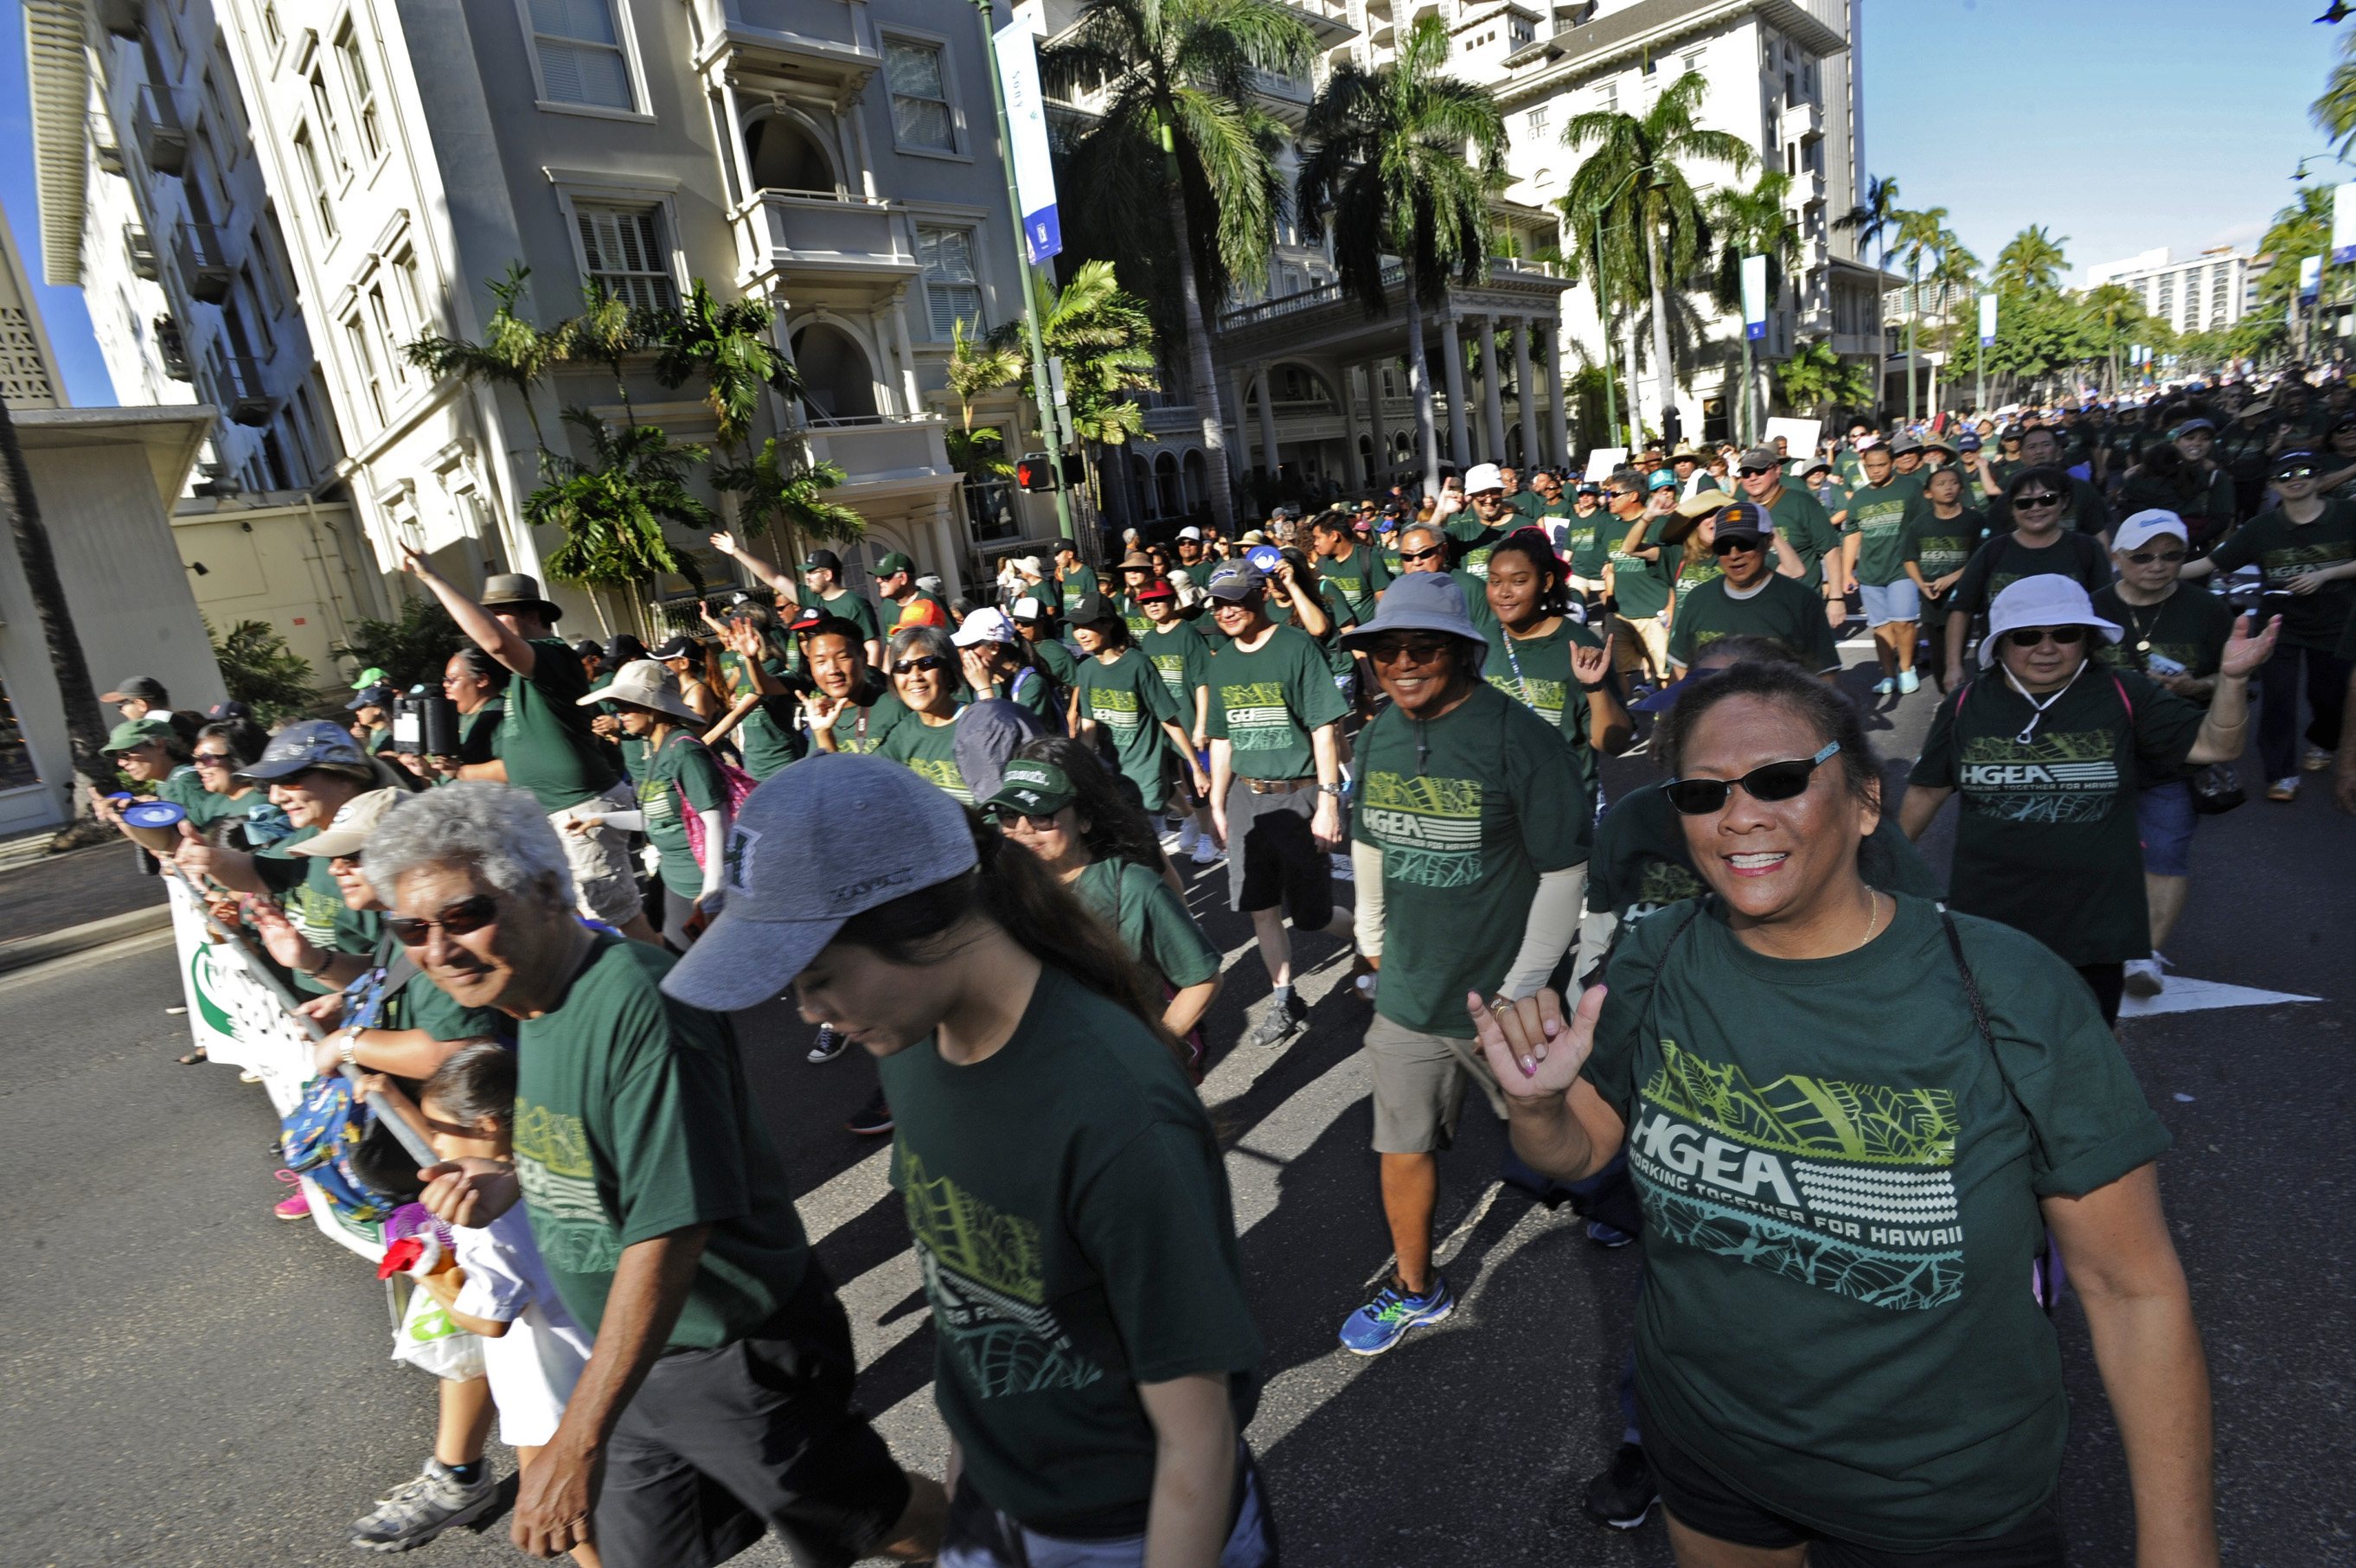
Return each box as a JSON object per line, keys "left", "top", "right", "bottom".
{"left": 1578, "top": 681, "right": 1608, "bottom": 692}
{"left": 339, "top": 1029, "right": 361, "bottom": 1069}
{"left": 300, "top": 950, "right": 329, "bottom": 977}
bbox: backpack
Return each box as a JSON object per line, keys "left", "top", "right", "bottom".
{"left": 279, "top": 1073, "right": 394, "bottom": 1223}
{"left": 680, "top": 752, "right": 759, "bottom": 871}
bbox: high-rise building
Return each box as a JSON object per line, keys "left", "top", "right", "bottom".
{"left": 2084, "top": 246, "right": 2251, "bottom": 337}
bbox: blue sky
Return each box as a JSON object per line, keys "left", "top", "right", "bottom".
{"left": 0, "top": 0, "right": 2346, "bottom": 406}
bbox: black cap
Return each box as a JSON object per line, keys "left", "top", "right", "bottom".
{"left": 205, "top": 699, "right": 253, "bottom": 721}
{"left": 803, "top": 548, "right": 843, "bottom": 573}
{"left": 570, "top": 637, "right": 605, "bottom": 662}
{"left": 101, "top": 675, "right": 168, "bottom": 705}
{"left": 1064, "top": 591, "right": 1115, "bottom": 625}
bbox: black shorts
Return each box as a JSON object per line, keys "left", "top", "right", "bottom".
{"left": 595, "top": 1268, "right": 910, "bottom": 1568}
{"left": 1642, "top": 1409, "right": 2065, "bottom": 1568}
{"left": 1224, "top": 779, "right": 1333, "bottom": 928}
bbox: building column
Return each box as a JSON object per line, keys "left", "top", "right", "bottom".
{"left": 845, "top": 91, "right": 881, "bottom": 200}
{"left": 1546, "top": 323, "right": 1571, "bottom": 469}
{"left": 1514, "top": 316, "right": 1540, "bottom": 468}
{"left": 928, "top": 499, "right": 964, "bottom": 599}
{"left": 1229, "top": 367, "right": 1254, "bottom": 472}
{"left": 1337, "top": 359, "right": 1365, "bottom": 488}
{"left": 1440, "top": 317, "right": 1471, "bottom": 469}
{"left": 887, "top": 286, "right": 923, "bottom": 418}
{"left": 1365, "top": 362, "right": 1389, "bottom": 483}
{"left": 719, "top": 79, "right": 757, "bottom": 205}
{"left": 1255, "top": 364, "right": 1281, "bottom": 481}
{"left": 1477, "top": 315, "right": 1507, "bottom": 463}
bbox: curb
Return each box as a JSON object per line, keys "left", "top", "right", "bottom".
{"left": 0, "top": 903, "right": 175, "bottom": 976}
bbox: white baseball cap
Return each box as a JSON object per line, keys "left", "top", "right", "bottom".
{"left": 1177, "top": 526, "right": 1203, "bottom": 541}
{"left": 2112, "top": 509, "right": 2189, "bottom": 554}
{"left": 951, "top": 605, "right": 1017, "bottom": 647}
{"left": 1463, "top": 462, "right": 1504, "bottom": 495}
{"left": 1980, "top": 575, "right": 2123, "bottom": 668}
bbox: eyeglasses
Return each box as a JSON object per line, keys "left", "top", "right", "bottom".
{"left": 1662, "top": 741, "right": 1841, "bottom": 816}
{"left": 1398, "top": 545, "right": 1444, "bottom": 564}
{"left": 1365, "top": 635, "right": 1457, "bottom": 664}
{"left": 2125, "top": 548, "right": 2186, "bottom": 565}
{"left": 890, "top": 655, "right": 951, "bottom": 676}
{"left": 1711, "top": 535, "right": 1764, "bottom": 555}
{"left": 2274, "top": 466, "right": 2316, "bottom": 481}
{"left": 989, "top": 809, "right": 1066, "bottom": 833}
{"left": 2012, "top": 493, "right": 2065, "bottom": 509}
{"left": 386, "top": 894, "right": 500, "bottom": 947}
{"left": 192, "top": 752, "right": 235, "bottom": 766}
{"left": 2004, "top": 625, "right": 2086, "bottom": 649}
{"left": 1738, "top": 466, "right": 1776, "bottom": 477}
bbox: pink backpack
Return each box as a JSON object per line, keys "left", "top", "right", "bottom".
{"left": 679, "top": 756, "right": 758, "bottom": 871}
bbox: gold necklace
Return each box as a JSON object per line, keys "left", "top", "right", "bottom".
{"left": 1859, "top": 889, "right": 1883, "bottom": 950}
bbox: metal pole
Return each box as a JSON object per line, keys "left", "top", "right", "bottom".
{"left": 1596, "top": 211, "right": 1617, "bottom": 459}
{"left": 975, "top": 1, "right": 1072, "bottom": 542}
{"left": 1740, "top": 329, "right": 1753, "bottom": 448}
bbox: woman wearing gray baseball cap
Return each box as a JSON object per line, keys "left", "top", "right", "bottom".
{"left": 663, "top": 753, "right": 1274, "bottom": 1567}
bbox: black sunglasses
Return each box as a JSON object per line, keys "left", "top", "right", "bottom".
{"left": 386, "top": 893, "right": 500, "bottom": 947}
{"left": 891, "top": 655, "right": 951, "bottom": 675}
{"left": 1711, "top": 534, "right": 1764, "bottom": 555}
{"left": 2274, "top": 466, "right": 2317, "bottom": 482}
{"left": 191, "top": 751, "right": 236, "bottom": 765}
{"left": 2012, "top": 492, "right": 2064, "bottom": 509}
{"left": 1398, "top": 545, "right": 1445, "bottom": 564}
{"left": 2125, "top": 549, "right": 2186, "bottom": 565}
{"left": 2004, "top": 625, "right": 2086, "bottom": 649}
{"left": 989, "top": 808, "right": 1066, "bottom": 832}
{"left": 1662, "top": 741, "right": 1841, "bottom": 816}
{"left": 1365, "top": 636, "right": 1457, "bottom": 663}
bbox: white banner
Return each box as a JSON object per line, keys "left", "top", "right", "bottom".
{"left": 1764, "top": 416, "right": 1821, "bottom": 462}
{"left": 1583, "top": 446, "right": 1628, "bottom": 480}
{"left": 992, "top": 21, "right": 1062, "bottom": 266}
{"left": 1977, "top": 291, "right": 1998, "bottom": 347}
{"left": 1740, "top": 254, "right": 1770, "bottom": 340}
{"left": 2302, "top": 253, "right": 2324, "bottom": 303}
{"left": 2334, "top": 183, "right": 2356, "bottom": 265}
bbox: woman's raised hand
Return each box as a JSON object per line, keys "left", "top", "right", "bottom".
{"left": 1467, "top": 984, "right": 1607, "bottom": 1102}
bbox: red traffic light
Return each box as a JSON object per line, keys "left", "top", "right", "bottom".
{"left": 1015, "top": 452, "right": 1054, "bottom": 491}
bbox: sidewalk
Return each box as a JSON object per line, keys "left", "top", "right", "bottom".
{"left": 0, "top": 841, "right": 169, "bottom": 949}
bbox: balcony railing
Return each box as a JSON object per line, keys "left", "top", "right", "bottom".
{"left": 1781, "top": 100, "right": 1823, "bottom": 142}
{"left": 177, "top": 221, "right": 236, "bottom": 304}
{"left": 127, "top": 227, "right": 160, "bottom": 281}
{"left": 740, "top": 189, "right": 917, "bottom": 285}
{"left": 693, "top": 0, "right": 877, "bottom": 74}
{"left": 132, "top": 86, "right": 186, "bottom": 176}
{"left": 797, "top": 416, "right": 951, "bottom": 487}
{"left": 220, "top": 355, "right": 276, "bottom": 426}
{"left": 91, "top": 115, "right": 125, "bottom": 176}
{"left": 155, "top": 315, "right": 191, "bottom": 381}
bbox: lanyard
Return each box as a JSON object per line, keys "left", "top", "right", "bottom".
{"left": 1999, "top": 658, "right": 2088, "bottom": 745}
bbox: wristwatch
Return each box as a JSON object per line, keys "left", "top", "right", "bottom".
{"left": 338, "top": 1028, "right": 362, "bottom": 1069}
{"left": 1316, "top": 781, "right": 1348, "bottom": 797}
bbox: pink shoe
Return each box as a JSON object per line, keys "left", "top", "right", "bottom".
{"left": 272, "top": 1168, "right": 311, "bottom": 1221}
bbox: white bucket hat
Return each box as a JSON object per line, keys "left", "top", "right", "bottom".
{"left": 1463, "top": 462, "right": 1504, "bottom": 495}
{"left": 579, "top": 658, "right": 704, "bottom": 723}
{"left": 1979, "top": 575, "right": 2123, "bottom": 669}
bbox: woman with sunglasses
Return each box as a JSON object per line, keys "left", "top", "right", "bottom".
{"left": 578, "top": 660, "right": 731, "bottom": 951}
{"left": 1483, "top": 531, "right": 1632, "bottom": 803}
{"left": 1474, "top": 658, "right": 2216, "bottom": 1566}
{"left": 663, "top": 754, "right": 1272, "bottom": 1568}
{"left": 985, "top": 751, "right": 1222, "bottom": 1054}
{"left": 1903, "top": 575, "right": 2276, "bottom": 1024}
{"left": 1942, "top": 466, "right": 2114, "bottom": 679}
{"left": 818, "top": 624, "right": 973, "bottom": 801}
{"left": 2177, "top": 448, "right": 2356, "bottom": 802}
{"left": 186, "top": 719, "right": 295, "bottom": 845}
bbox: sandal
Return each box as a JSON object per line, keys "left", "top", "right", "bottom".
{"left": 176, "top": 1046, "right": 208, "bottom": 1066}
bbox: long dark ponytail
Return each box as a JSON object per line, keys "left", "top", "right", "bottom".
{"left": 831, "top": 810, "right": 1190, "bottom": 1070}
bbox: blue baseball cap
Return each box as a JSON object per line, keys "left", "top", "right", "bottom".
{"left": 1207, "top": 562, "right": 1268, "bottom": 600}
{"left": 234, "top": 719, "right": 374, "bottom": 782}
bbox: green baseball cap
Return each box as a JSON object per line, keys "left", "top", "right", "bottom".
{"left": 983, "top": 758, "right": 1077, "bottom": 818}
{"left": 874, "top": 551, "right": 916, "bottom": 575}
{"left": 101, "top": 716, "right": 177, "bottom": 753}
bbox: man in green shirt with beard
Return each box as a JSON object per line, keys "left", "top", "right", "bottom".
{"left": 1335, "top": 572, "right": 1590, "bottom": 1356}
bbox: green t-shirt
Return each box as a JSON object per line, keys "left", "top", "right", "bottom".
{"left": 1845, "top": 479, "right": 1932, "bottom": 587}
{"left": 1482, "top": 617, "right": 1604, "bottom": 801}
{"left": 1060, "top": 563, "right": 1100, "bottom": 603}
{"left": 1029, "top": 635, "right": 1079, "bottom": 693}
{"left": 1902, "top": 507, "right": 1990, "bottom": 624}
{"left": 1667, "top": 573, "right": 1842, "bottom": 672}
{"left": 816, "top": 586, "right": 881, "bottom": 650}
{"left": 497, "top": 637, "right": 620, "bottom": 812}
{"left": 156, "top": 766, "right": 254, "bottom": 831}
{"left": 1072, "top": 858, "right": 1220, "bottom": 990}
{"left": 1671, "top": 554, "right": 1722, "bottom": 610}
{"left": 1583, "top": 780, "right": 1941, "bottom": 925}
{"left": 514, "top": 936, "right": 810, "bottom": 1347}
{"left": 2090, "top": 586, "right": 2235, "bottom": 684}
{"left": 637, "top": 730, "right": 728, "bottom": 897}
{"left": 1764, "top": 487, "right": 1841, "bottom": 590}
{"left": 1548, "top": 503, "right": 1610, "bottom": 579}
{"left": 253, "top": 828, "right": 382, "bottom": 994}
{"left": 1350, "top": 684, "right": 1591, "bottom": 1036}
{"left": 1317, "top": 544, "right": 1390, "bottom": 621}
{"left": 2111, "top": 470, "right": 2236, "bottom": 541}
{"left": 722, "top": 650, "right": 804, "bottom": 780}
{"left": 1506, "top": 489, "right": 1544, "bottom": 519}
{"left": 1204, "top": 624, "right": 1348, "bottom": 783}
{"left": 1586, "top": 896, "right": 2171, "bottom": 1548}
{"left": 1911, "top": 667, "right": 2202, "bottom": 964}
{"left": 2205, "top": 499, "right": 2356, "bottom": 650}
{"left": 1445, "top": 515, "right": 1505, "bottom": 579}
{"left": 831, "top": 675, "right": 911, "bottom": 756}
{"left": 1142, "top": 620, "right": 1213, "bottom": 719}
{"left": 1606, "top": 519, "right": 1672, "bottom": 620}
{"left": 880, "top": 713, "right": 972, "bottom": 803}
{"left": 878, "top": 966, "right": 1262, "bottom": 1536}
{"left": 1073, "top": 649, "right": 1181, "bottom": 812}
{"left": 1949, "top": 532, "right": 2112, "bottom": 624}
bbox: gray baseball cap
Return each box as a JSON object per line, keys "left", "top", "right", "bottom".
{"left": 1338, "top": 571, "right": 1489, "bottom": 671}
{"left": 662, "top": 752, "right": 979, "bottom": 1013}
{"left": 235, "top": 719, "right": 374, "bottom": 782}
{"left": 1206, "top": 562, "right": 1267, "bottom": 600}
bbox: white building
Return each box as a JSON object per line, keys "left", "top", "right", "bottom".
{"left": 2084, "top": 246, "right": 2251, "bottom": 336}
{"left": 39, "top": 0, "right": 1040, "bottom": 641}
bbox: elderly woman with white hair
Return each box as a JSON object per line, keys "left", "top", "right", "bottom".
{"left": 1900, "top": 575, "right": 2277, "bottom": 1024}
{"left": 376, "top": 782, "right": 944, "bottom": 1568}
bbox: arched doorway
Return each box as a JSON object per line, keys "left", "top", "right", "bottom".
{"left": 1130, "top": 451, "right": 1156, "bottom": 518}
{"left": 1181, "top": 449, "right": 1207, "bottom": 510}
{"left": 791, "top": 322, "right": 879, "bottom": 421}
{"left": 1154, "top": 451, "right": 1182, "bottom": 517}
{"left": 744, "top": 112, "right": 838, "bottom": 194}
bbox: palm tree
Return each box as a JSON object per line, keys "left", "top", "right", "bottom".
{"left": 1046, "top": 0, "right": 1315, "bottom": 534}
{"left": 405, "top": 263, "right": 567, "bottom": 452}
{"left": 712, "top": 437, "right": 864, "bottom": 575}
{"left": 1777, "top": 338, "right": 1873, "bottom": 422}
{"left": 1559, "top": 71, "right": 1751, "bottom": 440}
{"left": 1925, "top": 231, "right": 1981, "bottom": 399}
{"left": 646, "top": 282, "right": 798, "bottom": 453}
{"left": 947, "top": 318, "right": 1023, "bottom": 434}
{"left": 528, "top": 410, "right": 717, "bottom": 614}
{"left": 2314, "top": 29, "right": 2356, "bottom": 158}
{"left": 1831, "top": 174, "right": 1898, "bottom": 411}
{"left": 0, "top": 396, "right": 115, "bottom": 839}
{"left": 1296, "top": 16, "right": 1504, "bottom": 493}
{"left": 1706, "top": 170, "right": 1799, "bottom": 445}
{"left": 1892, "top": 204, "right": 1949, "bottom": 419}
{"left": 1022, "top": 259, "right": 1161, "bottom": 522}
{"left": 1993, "top": 226, "right": 2070, "bottom": 296}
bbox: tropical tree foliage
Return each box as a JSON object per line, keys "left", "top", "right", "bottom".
{"left": 208, "top": 618, "right": 318, "bottom": 724}
{"left": 529, "top": 411, "right": 714, "bottom": 593}
{"left": 1297, "top": 15, "right": 1505, "bottom": 490}
{"left": 711, "top": 438, "right": 863, "bottom": 573}
{"left": 947, "top": 318, "right": 1023, "bottom": 433}
{"left": 332, "top": 597, "right": 462, "bottom": 693}
{"left": 1776, "top": 338, "right": 1874, "bottom": 418}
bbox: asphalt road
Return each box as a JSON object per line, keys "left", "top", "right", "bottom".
{"left": 3, "top": 648, "right": 2351, "bottom": 1567}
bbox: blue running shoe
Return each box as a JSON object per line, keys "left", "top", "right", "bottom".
{"left": 1338, "top": 1274, "right": 1455, "bottom": 1355}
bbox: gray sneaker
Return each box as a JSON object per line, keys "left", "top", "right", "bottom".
{"left": 349, "top": 1458, "right": 496, "bottom": 1552}
{"left": 1245, "top": 991, "right": 1309, "bottom": 1049}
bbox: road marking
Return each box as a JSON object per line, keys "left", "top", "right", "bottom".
{"left": 2120, "top": 976, "right": 2321, "bottom": 1018}
{"left": 799, "top": 1146, "right": 893, "bottom": 1245}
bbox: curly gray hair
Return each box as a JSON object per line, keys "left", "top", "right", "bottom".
{"left": 363, "top": 781, "right": 575, "bottom": 910}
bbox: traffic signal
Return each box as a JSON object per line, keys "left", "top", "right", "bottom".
{"left": 1015, "top": 452, "right": 1054, "bottom": 491}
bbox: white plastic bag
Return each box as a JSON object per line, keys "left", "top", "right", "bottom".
{"left": 392, "top": 1278, "right": 486, "bottom": 1381}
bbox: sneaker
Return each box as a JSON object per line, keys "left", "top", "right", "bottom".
{"left": 1243, "top": 990, "right": 1309, "bottom": 1049}
{"left": 806, "top": 1024, "right": 849, "bottom": 1065}
{"left": 2304, "top": 745, "right": 2334, "bottom": 772}
{"left": 1581, "top": 1443, "right": 1657, "bottom": 1530}
{"left": 272, "top": 1168, "right": 310, "bottom": 1221}
{"left": 2122, "top": 957, "right": 2164, "bottom": 998}
{"left": 2267, "top": 777, "right": 2299, "bottom": 802}
{"left": 1329, "top": 851, "right": 1355, "bottom": 882}
{"left": 845, "top": 1090, "right": 894, "bottom": 1136}
{"left": 1897, "top": 668, "right": 1920, "bottom": 694}
{"left": 1873, "top": 676, "right": 1896, "bottom": 696}
{"left": 1178, "top": 819, "right": 1201, "bottom": 854}
{"left": 349, "top": 1457, "right": 496, "bottom": 1552}
{"left": 1337, "top": 1272, "right": 1455, "bottom": 1355}
{"left": 1192, "top": 836, "right": 1221, "bottom": 866}
{"left": 1585, "top": 1219, "right": 1636, "bottom": 1249}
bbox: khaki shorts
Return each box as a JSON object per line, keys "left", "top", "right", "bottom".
{"left": 551, "top": 787, "right": 643, "bottom": 929}
{"left": 1362, "top": 1013, "right": 1509, "bottom": 1155}
{"left": 1610, "top": 612, "right": 1670, "bottom": 676}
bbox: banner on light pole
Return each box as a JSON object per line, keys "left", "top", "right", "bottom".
{"left": 1977, "top": 292, "right": 1998, "bottom": 347}
{"left": 992, "top": 21, "right": 1061, "bottom": 265}
{"left": 2334, "top": 183, "right": 2356, "bottom": 265}
{"left": 1740, "top": 254, "right": 1769, "bottom": 341}
{"left": 2301, "top": 253, "right": 2324, "bottom": 302}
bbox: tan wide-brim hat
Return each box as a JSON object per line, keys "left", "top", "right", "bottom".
{"left": 288, "top": 788, "right": 406, "bottom": 859}
{"left": 579, "top": 658, "right": 704, "bottom": 724}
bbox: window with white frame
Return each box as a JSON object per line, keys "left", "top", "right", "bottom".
{"left": 886, "top": 38, "right": 956, "bottom": 152}
{"left": 1599, "top": 80, "right": 1617, "bottom": 112}
{"left": 575, "top": 203, "right": 677, "bottom": 310}
{"left": 293, "top": 126, "right": 336, "bottom": 236}
{"left": 394, "top": 249, "right": 426, "bottom": 336}
{"left": 1526, "top": 106, "right": 1546, "bottom": 136}
{"left": 529, "top": 0, "right": 636, "bottom": 111}
{"left": 370, "top": 285, "right": 405, "bottom": 385}
{"left": 345, "top": 313, "right": 385, "bottom": 423}
{"left": 310, "top": 69, "right": 350, "bottom": 180}
{"left": 918, "top": 225, "right": 981, "bottom": 338}
{"left": 337, "top": 23, "right": 384, "bottom": 162}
